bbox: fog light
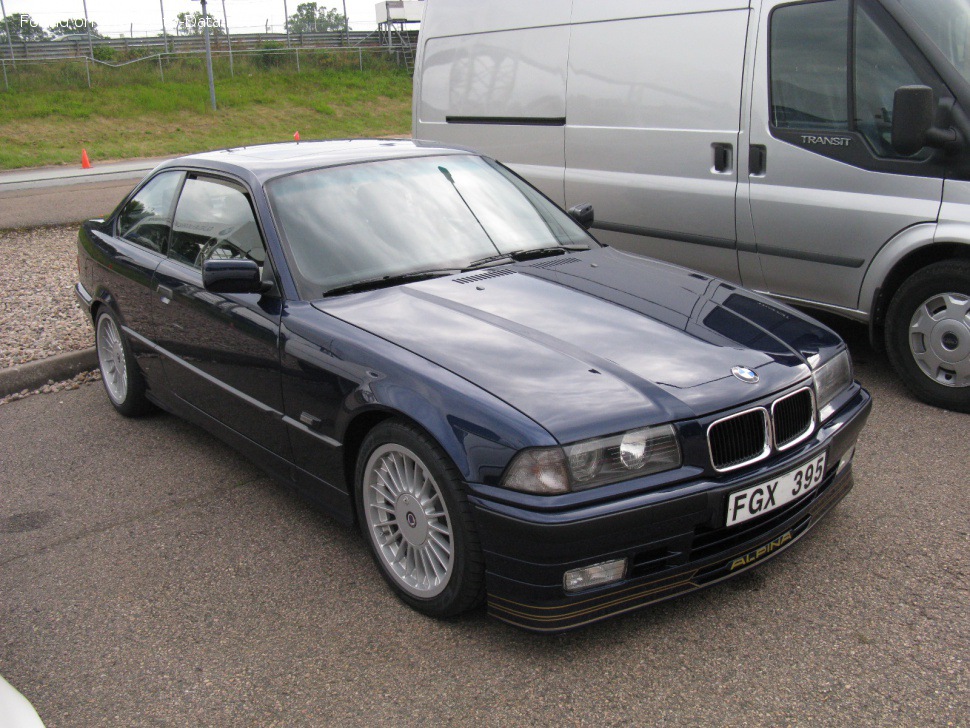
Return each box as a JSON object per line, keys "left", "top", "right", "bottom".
{"left": 563, "top": 558, "right": 628, "bottom": 593}
{"left": 837, "top": 447, "right": 855, "bottom": 474}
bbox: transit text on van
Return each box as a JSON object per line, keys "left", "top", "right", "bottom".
{"left": 800, "top": 135, "right": 852, "bottom": 147}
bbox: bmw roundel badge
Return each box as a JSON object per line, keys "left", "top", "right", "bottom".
{"left": 732, "top": 366, "right": 760, "bottom": 383}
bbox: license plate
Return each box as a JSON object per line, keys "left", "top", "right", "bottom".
{"left": 725, "top": 453, "right": 827, "bottom": 527}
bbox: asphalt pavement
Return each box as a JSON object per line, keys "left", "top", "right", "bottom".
{"left": 0, "top": 319, "right": 967, "bottom": 727}
{"left": 0, "top": 158, "right": 167, "bottom": 230}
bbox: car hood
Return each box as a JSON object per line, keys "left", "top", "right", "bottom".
{"left": 314, "top": 247, "right": 842, "bottom": 443}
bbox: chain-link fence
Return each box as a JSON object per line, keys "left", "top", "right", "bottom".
{"left": 0, "top": 29, "right": 418, "bottom": 91}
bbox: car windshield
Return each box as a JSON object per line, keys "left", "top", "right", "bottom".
{"left": 265, "top": 154, "right": 593, "bottom": 298}
{"left": 898, "top": 0, "right": 970, "bottom": 86}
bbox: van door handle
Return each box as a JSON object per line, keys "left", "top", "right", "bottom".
{"left": 749, "top": 145, "right": 767, "bottom": 176}
{"left": 712, "top": 143, "right": 733, "bottom": 173}
{"left": 156, "top": 285, "right": 174, "bottom": 304}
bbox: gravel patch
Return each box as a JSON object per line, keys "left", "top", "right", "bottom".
{"left": 0, "top": 369, "right": 101, "bottom": 406}
{"left": 0, "top": 225, "right": 92, "bottom": 368}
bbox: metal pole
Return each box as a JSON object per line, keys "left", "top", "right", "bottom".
{"left": 295, "top": 46, "right": 300, "bottom": 73}
{"left": 342, "top": 0, "right": 348, "bottom": 46}
{"left": 221, "top": 0, "right": 233, "bottom": 77}
{"left": 358, "top": 46, "right": 362, "bottom": 71}
{"left": 200, "top": 0, "right": 216, "bottom": 110}
{"left": 81, "top": 0, "right": 94, "bottom": 58}
{"left": 2, "top": 58, "right": 8, "bottom": 91}
{"left": 0, "top": 0, "right": 15, "bottom": 69}
{"left": 158, "top": 52, "right": 164, "bottom": 82}
{"left": 84, "top": 54, "right": 91, "bottom": 88}
{"left": 159, "top": 0, "right": 169, "bottom": 53}
{"left": 283, "top": 0, "right": 290, "bottom": 48}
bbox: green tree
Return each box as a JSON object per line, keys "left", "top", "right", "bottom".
{"left": 286, "top": 3, "right": 349, "bottom": 33}
{"left": 47, "top": 18, "right": 104, "bottom": 40}
{"left": 175, "top": 11, "right": 224, "bottom": 37}
{"left": 1, "top": 12, "right": 50, "bottom": 41}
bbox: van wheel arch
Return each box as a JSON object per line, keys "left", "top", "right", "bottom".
{"left": 869, "top": 242, "right": 970, "bottom": 348}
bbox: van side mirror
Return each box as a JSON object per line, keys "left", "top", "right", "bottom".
{"left": 567, "top": 203, "right": 594, "bottom": 230}
{"left": 203, "top": 258, "right": 267, "bottom": 294}
{"left": 892, "top": 85, "right": 961, "bottom": 156}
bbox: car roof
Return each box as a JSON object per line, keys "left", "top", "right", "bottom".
{"left": 156, "top": 139, "right": 476, "bottom": 184}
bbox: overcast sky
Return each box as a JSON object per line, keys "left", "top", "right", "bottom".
{"left": 3, "top": 0, "right": 412, "bottom": 36}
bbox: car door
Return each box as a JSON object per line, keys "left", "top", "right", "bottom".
{"left": 152, "top": 173, "right": 290, "bottom": 457}
{"left": 742, "top": 0, "right": 947, "bottom": 310}
{"left": 90, "top": 170, "right": 184, "bottom": 389}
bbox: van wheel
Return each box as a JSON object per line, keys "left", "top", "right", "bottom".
{"left": 885, "top": 260, "right": 970, "bottom": 413}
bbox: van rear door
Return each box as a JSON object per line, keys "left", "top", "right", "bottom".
{"left": 564, "top": 1, "right": 750, "bottom": 283}
{"left": 742, "top": 0, "right": 946, "bottom": 312}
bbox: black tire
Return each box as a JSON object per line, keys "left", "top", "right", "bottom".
{"left": 94, "top": 308, "right": 153, "bottom": 417}
{"left": 355, "top": 419, "right": 484, "bottom": 618}
{"left": 885, "top": 260, "right": 970, "bottom": 413}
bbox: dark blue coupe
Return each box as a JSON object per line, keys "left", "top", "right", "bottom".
{"left": 76, "top": 140, "right": 871, "bottom": 631}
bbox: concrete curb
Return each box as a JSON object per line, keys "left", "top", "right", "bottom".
{"left": 0, "top": 349, "right": 98, "bottom": 398}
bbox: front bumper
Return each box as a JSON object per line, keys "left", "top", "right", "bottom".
{"left": 468, "top": 386, "right": 872, "bottom": 632}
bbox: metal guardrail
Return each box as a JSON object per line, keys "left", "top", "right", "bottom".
{"left": 1, "top": 30, "right": 419, "bottom": 61}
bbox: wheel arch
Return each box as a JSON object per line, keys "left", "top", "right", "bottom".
{"left": 336, "top": 377, "right": 550, "bottom": 526}
{"left": 89, "top": 298, "right": 104, "bottom": 325}
{"left": 864, "top": 231, "right": 970, "bottom": 347}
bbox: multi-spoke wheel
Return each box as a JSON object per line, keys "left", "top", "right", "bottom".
{"left": 95, "top": 308, "right": 151, "bottom": 417}
{"left": 356, "top": 420, "right": 484, "bottom": 617}
{"left": 886, "top": 260, "right": 970, "bottom": 413}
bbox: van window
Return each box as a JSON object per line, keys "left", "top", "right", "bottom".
{"left": 897, "top": 0, "right": 970, "bottom": 86}
{"left": 771, "top": 0, "right": 938, "bottom": 159}
{"left": 854, "top": 4, "right": 923, "bottom": 156}
{"left": 770, "top": 0, "right": 849, "bottom": 131}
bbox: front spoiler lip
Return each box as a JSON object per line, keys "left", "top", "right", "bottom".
{"left": 487, "top": 466, "right": 854, "bottom": 632}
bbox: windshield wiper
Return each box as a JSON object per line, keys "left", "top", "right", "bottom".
{"left": 464, "top": 244, "right": 591, "bottom": 271}
{"left": 322, "top": 268, "right": 460, "bottom": 297}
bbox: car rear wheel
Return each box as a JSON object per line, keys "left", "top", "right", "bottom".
{"left": 95, "top": 309, "right": 152, "bottom": 417}
{"left": 885, "top": 260, "right": 970, "bottom": 413}
{"left": 355, "top": 420, "right": 484, "bottom": 618}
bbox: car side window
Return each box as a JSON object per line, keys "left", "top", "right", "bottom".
{"left": 169, "top": 176, "right": 267, "bottom": 270}
{"left": 116, "top": 171, "right": 183, "bottom": 253}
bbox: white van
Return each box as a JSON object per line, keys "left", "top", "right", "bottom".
{"left": 413, "top": 0, "right": 970, "bottom": 413}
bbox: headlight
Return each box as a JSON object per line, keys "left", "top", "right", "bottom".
{"left": 813, "top": 349, "right": 853, "bottom": 416}
{"left": 502, "top": 425, "right": 682, "bottom": 495}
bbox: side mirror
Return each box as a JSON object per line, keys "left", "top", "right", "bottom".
{"left": 567, "top": 203, "right": 594, "bottom": 230}
{"left": 202, "top": 259, "right": 265, "bottom": 294}
{"left": 892, "top": 85, "right": 961, "bottom": 155}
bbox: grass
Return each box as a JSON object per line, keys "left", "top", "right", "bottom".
{"left": 0, "top": 51, "right": 413, "bottom": 169}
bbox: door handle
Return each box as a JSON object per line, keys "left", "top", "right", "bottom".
{"left": 749, "top": 145, "right": 767, "bottom": 176}
{"left": 156, "top": 284, "right": 174, "bottom": 304}
{"left": 712, "top": 143, "right": 733, "bottom": 173}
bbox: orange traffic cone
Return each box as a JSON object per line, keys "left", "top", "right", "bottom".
{"left": 81, "top": 149, "right": 92, "bottom": 169}
{"left": 293, "top": 131, "right": 300, "bottom": 142}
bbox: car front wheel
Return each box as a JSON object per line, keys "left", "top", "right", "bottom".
{"left": 355, "top": 420, "right": 484, "bottom": 618}
{"left": 95, "top": 308, "right": 152, "bottom": 417}
{"left": 885, "top": 259, "right": 970, "bottom": 413}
